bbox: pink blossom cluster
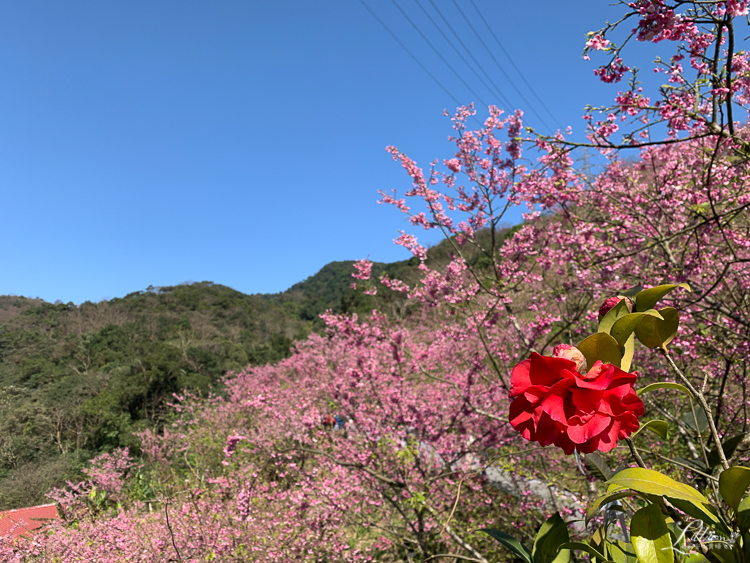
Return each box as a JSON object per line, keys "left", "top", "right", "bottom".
{"left": 630, "top": 0, "right": 697, "bottom": 42}
{"left": 726, "top": 0, "right": 750, "bottom": 16}
{"left": 586, "top": 34, "right": 610, "bottom": 50}
{"left": 594, "top": 58, "right": 630, "bottom": 83}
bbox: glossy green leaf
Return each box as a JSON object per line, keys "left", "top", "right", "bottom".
{"left": 668, "top": 497, "right": 730, "bottom": 537}
{"left": 622, "top": 284, "right": 644, "bottom": 298}
{"left": 630, "top": 503, "right": 674, "bottom": 563}
{"left": 600, "top": 299, "right": 632, "bottom": 334}
{"left": 673, "top": 457, "right": 708, "bottom": 472}
{"left": 719, "top": 467, "right": 750, "bottom": 512}
{"left": 684, "top": 554, "right": 710, "bottom": 563}
{"left": 635, "top": 283, "right": 691, "bottom": 313}
{"left": 632, "top": 420, "right": 669, "bottom": 440}
{"left": 578, "top": 332, "right": 622, "bottom": 369}
{"left": 666, "top": 522, "right": 687, "bottom": 558}
{"left": 559, "top": 542, "right": 609, "bottom": 562}
{"left": 621, "top": 333, "right": 636, "bottom": 373}
{"left": 480, "top": 528, "right": 532, "bottom": 563}
{"left": 682, "top": 408, "right": 708, "bottom": 433}
{"left": 641, "top": 493, "right": 669, "bottom": 513}
{"left": 610, "top": 310, "right": 664, "bottom": 347}
{"left": 532, "top": 512, "right": 571, "bottom": 563}
{"left": 708, "top": 547, "right": 739, "bottom": 563}
{"left": 584, "top": 452, "right": 614, "bottom": 481}
{"left": 708, "top": 434, "right": 747, "bottom": 470}
{"left": 607, "top": 468, "right": 709, "bottom": 505}
{"left": 736, "top": 494, "right": 750, "bottom": 535}
{"left": 634, "top": 308, "right": 679, "bottom": 350}
{"left": 636, "top": 382, "right": 694, "bottom": 399}
{"left": 590, "top": 527, "right": 608, "bottom": 558}
{"left": 610, "top": 541, "right": 638, "bottom": 563}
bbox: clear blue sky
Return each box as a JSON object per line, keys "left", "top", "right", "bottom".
{"left": 1, "top": 1, "right": 657, "bottom": 303}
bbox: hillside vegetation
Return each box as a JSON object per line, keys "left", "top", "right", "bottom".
{"left": 0, "top": 230, "right": 503, "bottom": 510}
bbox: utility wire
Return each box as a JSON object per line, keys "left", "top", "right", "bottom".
{"left": 449, "top": 0, "right": 553, "bottom": 132}
{"left": 468, "top": 0, "right": 560, "bottom": 128}
{"left": 427, "top": 0, "right": 514, "bottom": 114}
{"left": 389, "top": 0, "right": 490, "bottom": 108}
{"left": 412, "top": 0, "right": 514, "bottom": 110}
{"left": 358, "top": 0, "right": 462, "bottom": 108}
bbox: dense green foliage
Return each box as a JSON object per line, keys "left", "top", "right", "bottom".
{"left": 0, "top": 284, "right": 305, "bottom": 508}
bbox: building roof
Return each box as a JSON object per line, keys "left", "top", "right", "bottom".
{"left": 0, "top": 504, "right": 60, "bottom": 540}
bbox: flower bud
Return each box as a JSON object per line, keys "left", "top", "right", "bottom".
{"left": 552, "top": 343, "right": 587, "bottom": 374}
{"left": 597, "top": 296, "right": 634, "bottom": 321}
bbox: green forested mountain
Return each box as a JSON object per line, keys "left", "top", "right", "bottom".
{"left": 0, "top": 228, "right": 508, "bottom": 509}
{"left": 0, "top": 260, "right": 408, "bottom": 508}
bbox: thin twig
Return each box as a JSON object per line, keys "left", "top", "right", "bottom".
{"left": 423, "top": 555, "right": 487, "bottom": 563}
{"left": 425, "top": 504, "right": 488, "bottom": 563}
{"left": 625, "top": 437, "right": 647, "bottom": 468}
{"left": 636, "top": 447, "right": 718, "bottom": 482}
{"left": 439, "top": 479, "right": 464, "bottom": 537}
{"left": 687, "top": 397, "right": 720, "bottom": 501}
{"left": 163, "top": 501, "right": 183, "bottom": 563}
{"left": 662, "top": 351, "right": 730, "bottom": 470}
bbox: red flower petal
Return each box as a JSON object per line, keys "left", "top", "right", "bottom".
{"left": 540, "top": 378, "right": 576, "bottom": 424}
{"left": 575, "top": 361, "right": 616, "bottom": 390}
{"left": 553, "top": 433, "right": 577, "bottom": 455}
{"left": 509, "top": 396, "right": 537, "bottom": 441}
{"left": 523, "top": 385, "right": 549, "bottom": 405}
{"left": 529, "top": 353, "right": 576, "bottom": 386}
{"left": 594, "top": 419, "right": 621, "bottom": 453}
{"left": 622, "top": 392, "right": 645, "bottom": 417}
{"left": 571, "top": 388, "right": 603, "bottom": 414}
{"left": 535, "top": 412, "right": 562, "bottom": 446}
{"left": 509, "top": 359, "right": 532, "bottom": 398}
{"left": 567, "top": 413, "right": 611, "bottom": 444}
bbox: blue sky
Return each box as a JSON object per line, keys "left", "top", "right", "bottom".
{"left": 1, "top": 1, "right": 660, "bottom": 303}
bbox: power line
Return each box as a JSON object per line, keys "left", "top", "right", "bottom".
{"left": 426, "top": 0, "right": 514, "bottom": 113}
{"left": 449, "top": 0, "right": 553, "bottom": 132}
{"left": 412, "top": 0, "right": 514, "bottom": 110}
{"left": 389, "top": 0, "right": 490, "bottom": 109}
{"left": 468, "top": 0, "right": 560, "bottom": 128}
{"left": 358, "top": 0, "right": 462, "bottom": 108}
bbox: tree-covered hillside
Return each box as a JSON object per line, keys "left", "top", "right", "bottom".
{"left": 0, "top": 283, "right": 303, "bottom": 508}
{"left": 0, "top": 238, "right": 467, "bottom": 509}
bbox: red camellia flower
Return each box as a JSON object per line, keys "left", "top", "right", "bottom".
{"left": 508, "top": 350, "right": 644, "bottom": 454}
